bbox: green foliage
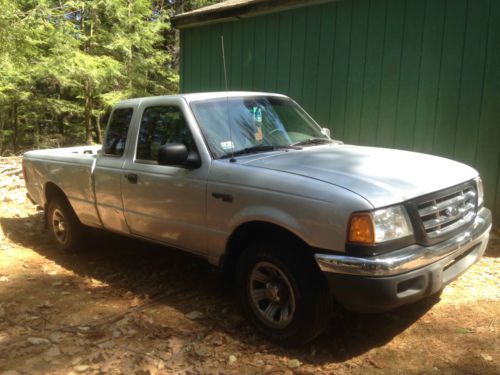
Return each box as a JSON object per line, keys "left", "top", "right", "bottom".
{"left": 0, "top": 0, "right": 220, "bottom": 153}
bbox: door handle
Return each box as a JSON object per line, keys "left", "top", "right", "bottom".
{"left": 212, "top": 192, "right": 233, "bottom": 203}
{"left": 125, "top": 173, "right": 138, "bottom": 184}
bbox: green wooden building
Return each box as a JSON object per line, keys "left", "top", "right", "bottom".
{"left": 172, "top": 0, "right": 500, "bottom": 223}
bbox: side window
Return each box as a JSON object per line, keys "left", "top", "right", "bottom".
{"left": 103, "top": 108, "right": 133, "bottom": 156}
{"left": 136, "top": 106, "right": 196, "bottom": 161}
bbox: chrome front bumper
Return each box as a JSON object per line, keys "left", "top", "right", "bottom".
{"left": 315, "top": 207, "right": 492, "bottom": 277}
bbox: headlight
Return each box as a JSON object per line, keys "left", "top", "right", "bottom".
{"left": 475, "top": 176, "right": 484, "bottom": 207}
{"left": 348, "top": 205, "right": 413, "bottom": 245}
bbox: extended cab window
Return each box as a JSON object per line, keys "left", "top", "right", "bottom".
{"left": 136, "top": 106, "right": 196, "bottom": 161}
{"left": 103, "top": 108, "right": 133, "bottom": 156}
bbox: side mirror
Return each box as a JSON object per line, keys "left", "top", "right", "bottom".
{"left": 321, "top": 127, "right": 331, "bottom": 138}
{"left": 158, "top": 143, "right": 201, "bottom": 169}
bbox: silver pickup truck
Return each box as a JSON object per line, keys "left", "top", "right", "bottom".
{"left": 23, "top": 92, "right": 492, "bottom": 345}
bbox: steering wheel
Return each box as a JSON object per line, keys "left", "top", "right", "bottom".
{"left": 268, "top": 128, "right": 286, "bottom": 138}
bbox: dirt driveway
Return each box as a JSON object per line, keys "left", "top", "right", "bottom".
{"left": 0, "top": 158, "right": 499, "bottom": 374}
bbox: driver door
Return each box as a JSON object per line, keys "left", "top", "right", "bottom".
{"left": 120, "top": 98, "right": 209, "bottom": 255}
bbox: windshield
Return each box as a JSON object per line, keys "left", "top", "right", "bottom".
{"left": 190, "top": 96, "right": 329, "bottom": 159}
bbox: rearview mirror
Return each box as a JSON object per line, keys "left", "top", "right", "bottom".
{"left": 321, "top": 127, "right": 331, "bottom": 138}
{"left": 158, "top": 143, "right": 201, "bottom": 169}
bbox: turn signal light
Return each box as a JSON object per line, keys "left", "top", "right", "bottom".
{"left": 348, "top": 214, "right": 375, "bottom": 244}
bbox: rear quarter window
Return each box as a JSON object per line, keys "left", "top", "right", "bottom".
{"left": 103, "top": 108, "right": 133, "bottom": 156}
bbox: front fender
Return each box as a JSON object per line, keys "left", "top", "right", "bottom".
{"left": 227, "top": 205, "right": 308, "bottom": 242}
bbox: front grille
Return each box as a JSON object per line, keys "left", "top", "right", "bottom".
{"left": 417, "top": 183, "right": 477, "bottom": 239}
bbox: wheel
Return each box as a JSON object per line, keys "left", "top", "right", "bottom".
{"left": 236, "top": 239, "right": 333, "bottom": 345}
{"left": 47, "top": 197, "right": 86, "bottom": 252}
{"left": 267, "top": 128, "right": 287, "bottom": 143}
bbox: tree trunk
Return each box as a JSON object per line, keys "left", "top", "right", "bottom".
{"left": 13, "top": 102, "right": 19, "bottom": 153}
{"left": 0, "top": 112, "right": 5, "bottom": 155}
{"left": 95, "top": 114, "right": 103, "bottom": 144}
{"left": 34, "top": 119, "right": 41, "bottom": 149}
{"left": 84, "top": 79, "right": 93, "bottom": 144}
{"left": 57, "top": 86, "right": 64, "bottom": 135}
{"left": 58, "top": 112, "right": 65, "bottom": 135}
{"left": 82, "top": 4, "right": 94, "bottom": 145}
{"left": 128, "top": 0, "right": 133, "bottom": 90}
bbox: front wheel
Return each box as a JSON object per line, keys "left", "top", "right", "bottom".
{"left": 47, "top": 197, "right": 86, "bottom": 252}
{"left": 236, "top": 240, "right": 333, "bottom": 345}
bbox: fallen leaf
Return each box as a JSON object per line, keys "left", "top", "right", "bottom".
{"left": 185, "top": 310, "right": 204, "bottom": 320}
{"left": 194, "top": 344, "right": 209, "bottom": 357}
{"left": 27, "top": 337, "right": 50, "bottom": 345}
{"left": 74, "top": 364, "right": 89, "bottom": 372}
{"left": 455, "top": 328, "right": 474, "bottom": 334}
{"left": 49, "top": 332, "right": 64, "bottom": 343}
{"left": 45, "top": 345, "right": 61, "bottom": 357}
{"left": 288, "top": 359, "right": 301, "bottom": 369}
{"left": 481, "top": 353, "right": 493, "bottom": 361}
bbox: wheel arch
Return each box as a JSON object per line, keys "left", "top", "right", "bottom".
{"left": 44, "top": 182, "right": 70, "bottom": 207}
{"left": 222, "top": 220, "right": 315, "bottom": 281}
{"left": 44, "top": 181, "right": 86, "bottom": 251}
{"left": 43, "top": 182, "right": 80, "bottom": 226}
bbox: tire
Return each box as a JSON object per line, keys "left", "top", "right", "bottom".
{"left": 47, "top": 196, "right": 86, "bottom": 252}
{"left": 236, "top": 239, "right": 334, "bottom": 346}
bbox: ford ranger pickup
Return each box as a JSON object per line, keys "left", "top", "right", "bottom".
{"left": 23, "top": 92, "right": 492, "bottom": 344}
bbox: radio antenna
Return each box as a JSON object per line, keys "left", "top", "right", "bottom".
{"left": 221, "top": 35, "right": 235, "bottom": 162}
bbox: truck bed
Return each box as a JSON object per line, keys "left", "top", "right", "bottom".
{"left": 23, "top": 145, "right": 103, "bottom": 228}
{"left": 23, "top": 145, "right": 102, "bottom": 161}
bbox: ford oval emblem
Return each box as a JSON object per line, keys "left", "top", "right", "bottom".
{"left": 444, "top": 206, "right": 459, "bottom": 217}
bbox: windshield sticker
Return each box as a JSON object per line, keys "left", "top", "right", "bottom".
{"left": 255, "top": 127, "right": 263, "bottom": 143}
{"left": 253, "top": 106, "right": 262, "bottom": 123}
{"left": 221, "top": 141, "right": 235, "bottom": 151}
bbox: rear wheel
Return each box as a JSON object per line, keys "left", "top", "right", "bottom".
{"left": 47, "top": 197, "right": 86, "bottom": 252}
{"left": 236, "top": 239, "right": 333, "bottom": 345}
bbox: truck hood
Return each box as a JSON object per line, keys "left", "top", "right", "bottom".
{"left": 241, "top": 145, "right": 478, "bottom": 208}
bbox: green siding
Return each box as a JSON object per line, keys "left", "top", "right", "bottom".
{"left": 359, "top": 0, "right": 386, "bottom": 145}
{"left": 376, "top": 0, "right": 405, "bottom": 147}
{"left": 315, "top": 4, "right": 336, "bottom": 129}
{"left": 179, "top": 0, "right": 500, "bottom": 222}
{"left": 276, "top": 12, "right": 293, "bottom": 94}
{"left": 328, "top": 0, "right": 352, "bottom": 141}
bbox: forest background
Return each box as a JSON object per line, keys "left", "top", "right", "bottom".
{"left": 0, "top": 0, "right": 219, "bottom": 154}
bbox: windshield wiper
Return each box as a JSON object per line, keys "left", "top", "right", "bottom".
{"left": 291, "top": 137, "right": 333, "bottom": 147}
{"left": 221, "top": 145, "right": 300, "bottom": 159}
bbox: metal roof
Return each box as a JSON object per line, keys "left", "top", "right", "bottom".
{"left": 117, "top": 91, "right": 287, "bottom": 105}
{"left": 171, "top": 0, "right": 330, "bottom": 28}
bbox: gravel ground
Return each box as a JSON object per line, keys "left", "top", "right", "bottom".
{"left": 0, "top": 157, "right": 498, "bottom": 374}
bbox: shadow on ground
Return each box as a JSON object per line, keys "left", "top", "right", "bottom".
{"left": 1, "top": 212, "right": 442, "bottom": 366}
{"left": 485, "top": 227, "right": 500, "bottom": 257}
